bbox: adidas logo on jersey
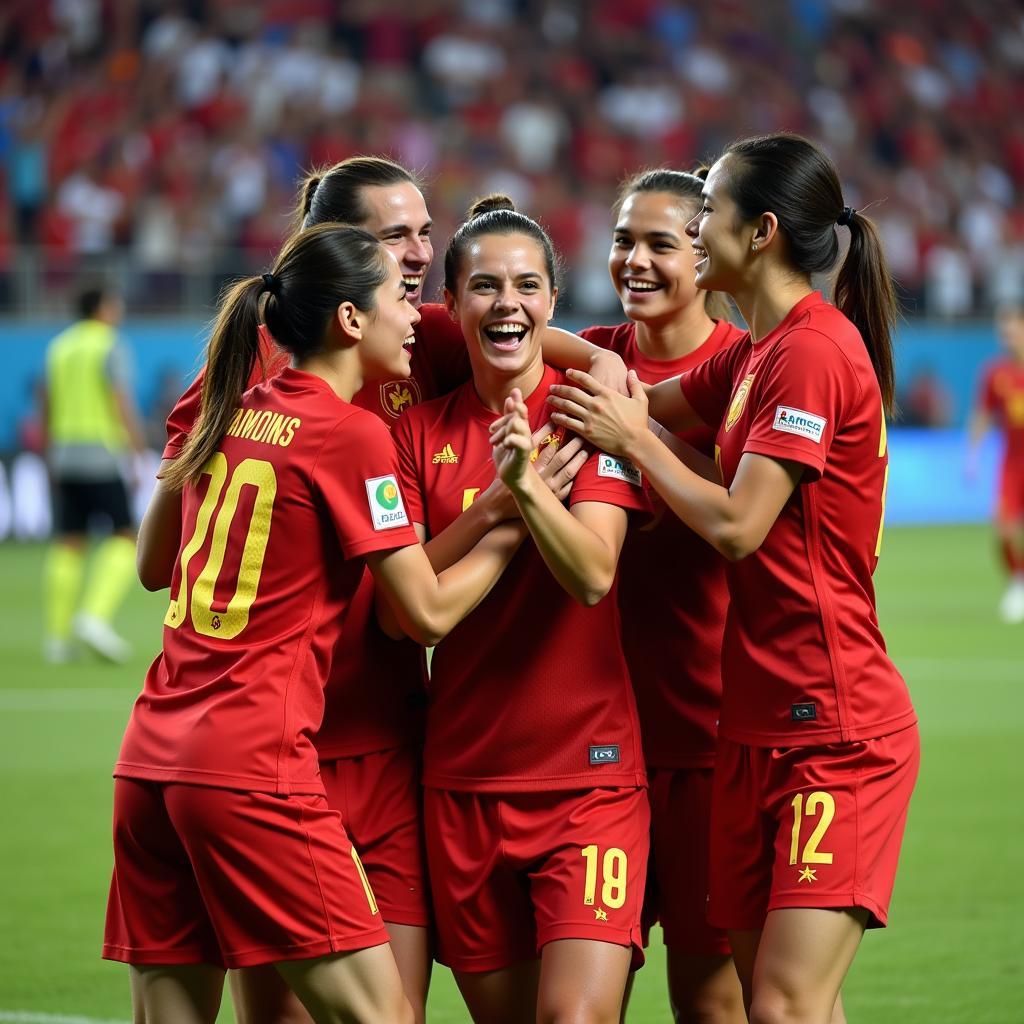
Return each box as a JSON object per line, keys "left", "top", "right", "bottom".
{"left": 432, "top": 443, "right": 459, "bottom": 464}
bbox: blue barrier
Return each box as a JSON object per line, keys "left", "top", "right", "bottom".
{"left": 0, "top": 318, "right": 1008, "bottom": 525}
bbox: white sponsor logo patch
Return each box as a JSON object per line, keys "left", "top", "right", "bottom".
{"left": 772, "top": 405, "right": 827, "bottom": 443}
{"left": 365, "top": 474, "right": 410, "bottom": 530}
{"left": 597, "top": 453, "right": 642, "bottom": 486}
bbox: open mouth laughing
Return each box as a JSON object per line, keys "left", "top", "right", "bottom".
{"left": 483, "top": 321, "right": 529, "bottom": 350}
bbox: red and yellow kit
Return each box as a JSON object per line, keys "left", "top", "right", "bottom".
{"left": 709, "top": 729, "right": 919, "bottom": 930}
{"left": 979, "top": 358, "right": 1024, "bottom": 520}
{"left": 117, "top": 368, "right": 419, "bottom": 794}
{"left": 679, "top": 292, "right": 918, "bottom": 929}
{"left": 393, "top": 365, "right": 649, "bottom": 793}
{"left": 161, "top": 307, "right": 467, "bottom": 926}
{"left": 680, "top": 293, "right": 916, "bottom": 747}
{"left": 393, "top": 365, "right": 649, "bottom": 970}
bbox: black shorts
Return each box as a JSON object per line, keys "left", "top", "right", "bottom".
{"left": 53, "top": 477, "right": 132, "bottom": 534}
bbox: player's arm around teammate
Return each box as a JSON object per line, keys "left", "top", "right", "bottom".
{"left": 104, "top": 225, "right": 533, "bottom": 1024}
{"left": 549, "top": 135, "right": 919, "bottom": 1024}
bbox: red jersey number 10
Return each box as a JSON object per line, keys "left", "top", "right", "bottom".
{"left": 164, "top": 454, "right": 277, "bottom": 640}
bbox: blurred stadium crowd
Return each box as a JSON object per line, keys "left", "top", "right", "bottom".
{"left": 1, "top": 0, "right": 1023, "bottom": 317}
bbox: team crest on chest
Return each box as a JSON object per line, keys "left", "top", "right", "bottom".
{"left": 380, "top": 378, "right": 422, "bottom": 418}
{"left": 725, "top": 373, "right": 755, "bottom": 432}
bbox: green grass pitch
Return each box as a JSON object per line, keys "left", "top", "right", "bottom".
{"left": 0, "top": 525, "right": 1021, "bottom": 1022}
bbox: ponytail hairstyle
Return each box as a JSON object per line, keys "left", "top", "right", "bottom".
{"left": 722, "top": 133, "right": 898, "bottom": 415}
{"left": 614, "top": 167, "right": 731, "bottom": 321}
{"left": 163, "top": 224, "right": 390, "bottom": 492}
{"left": 294, "top": 156, "right": 421, "bottom": 232}
{"left": 444, "top": 193, "right": 562, "bottom": 294}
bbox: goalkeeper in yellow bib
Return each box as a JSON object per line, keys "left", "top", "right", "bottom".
{"left": 42, "top": 284, "right": 146, "bottom": 663}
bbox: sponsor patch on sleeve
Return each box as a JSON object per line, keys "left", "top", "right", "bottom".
{"left": 772, "top": 405, "right": 827, "bottom": 443}
{"left": 596, "top": 453, "right": 642, "bottom": 486}
{"left": 365, "top": 474, "right": 411, "bottom": 530}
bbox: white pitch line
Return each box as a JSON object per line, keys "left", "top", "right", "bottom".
{"left": 0, "top": 1012, "right": 131, "bottom": 1024}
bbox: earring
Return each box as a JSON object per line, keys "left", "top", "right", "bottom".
{"left": 751, "top": 243, "right": 758, "bottom": 252}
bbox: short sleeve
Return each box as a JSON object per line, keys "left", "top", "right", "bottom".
{"left": 742, "top": 330, "right": 855, "bottom": 480}
{"left": 417, "top": 304, "right": 471, "bottom": 395}
{"left": 578, "top": 325, "right": 617, "bottom": 351}
{"left": 679, "top": 342, "right": 741, "bottom": 428}
{"left": 569, "top": 449, "right": 651, "bottom": 516}
{"left": 312, "top": 411, "right": 420, "bottom": 559}
{"left": 391, "top": 410, "right": 428, "bottom": 526}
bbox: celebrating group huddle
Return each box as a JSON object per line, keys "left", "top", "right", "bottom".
{"left": 102, "top": 134, "right": 919, "bottom": 1024}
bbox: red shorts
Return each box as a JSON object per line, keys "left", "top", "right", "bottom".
{"left": 708, "top": 726, "right": 920, "bottom": 932}
{"left": 424, "top": 787, "right": 649, "bottom": 973}
{"left": 997, "top": 462, "right": 1024, "bottom": 522}
{"left": 103, "top": 779, "right": 390, "bottom": 969}
{"left": 319, "top": 745, "right": 429, "bottom": 928}
{"left": 642, "top": 768, "right": 731, "bottom": 956}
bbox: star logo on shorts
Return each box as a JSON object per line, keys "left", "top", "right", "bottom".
{"left": 594, "top": 908, "right": 608, "bottom": 921}
{"left": 798, "top": 867, "right": 817, "bottom": 884}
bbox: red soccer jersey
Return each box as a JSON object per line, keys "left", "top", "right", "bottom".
{"left": 117, "top": 368, "right": 419, "bottom": 793}
{"left": 162, "top": 306, "right": 470, "bottom": 759}
{"left": 679, "top": 293, "right": 916, "bottom": 747}
{"left": 393, "top": 365, "right": 649, "bottom": 793}
{"left": 980, "top": 358, "right": 1024, "bottom": 467}
{"left": 581, "top": 319, "right": 744, "bottom": 769}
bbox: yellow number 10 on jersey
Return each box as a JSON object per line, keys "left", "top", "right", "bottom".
{"left": 165, "top": 454, "right": 277, "bottom": 639}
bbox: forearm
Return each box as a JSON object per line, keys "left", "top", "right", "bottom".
{"left": 511, "top": 470, "right": 617, "bottom": 605}
{"left": 625, "top": 430, "right": 750, "bottom": 559}
{"left": 543, "top": 328, "right": 627, "bottom": 392}
{"left": 422, "top": 487, "right": 509, "bottom": 572}
{"left": 650, "top": 419, "right": 720, "bottom": 482}
{"left": 375, "top": 522, "right": 527, "bottom": 645}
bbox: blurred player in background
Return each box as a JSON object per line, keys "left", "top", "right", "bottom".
{"left": 580, "top": 169, "right": 745, "bottom": 1023}
{"left": 394, "top": 196, "right": 648, "bottom": 1024}
{"left": 106, "top": 224, "right": 527, "bottom": 1024}
{"left": 41, "top": 284, "right": 146, "bottom": 663}
{"left": 968, "top": 305, "right": 1024, "bottom": 623}
{"left": 550, "top": 133, "right": 919, "bottom": 1024}
{"left": 158, "top": 155, "right": 621, "bottom": 1024}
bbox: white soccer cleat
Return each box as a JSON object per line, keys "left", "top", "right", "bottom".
{"left": 998, "top": 578, "right": 1024, "bottom": 624}
{"left": 74, "top": 613, "right": 132, "bottom": 663}
{"left": 43, "top": 637, "right": 76, "bottom": 664}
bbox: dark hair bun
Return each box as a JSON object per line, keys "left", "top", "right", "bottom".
{"left": 467, "top": 193, "right": 516, "bottom": 220}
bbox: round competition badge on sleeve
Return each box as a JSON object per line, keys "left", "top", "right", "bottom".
{"left": 365, "top": 475, "right": 411, "bottom": 530}
{"left": 725, "top": 373, "right": 755, "bottom": 432}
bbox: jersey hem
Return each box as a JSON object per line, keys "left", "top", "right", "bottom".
{"left": 741, "top": 438, "right": 825, "bottom": 477}
{"left": 421, "top": 771, "right": 647, "bottom": 792}
{"left": 113, "top": 762, "right": 325, "bottom": 795}
{"left": 717, "top": 712, "right": 917, "bottom": 748}
{"left": 644, "top": 752, "right": 717, "bottom": 771}
{"left": 315, "top": 737, "right": 418, "bottom": 761}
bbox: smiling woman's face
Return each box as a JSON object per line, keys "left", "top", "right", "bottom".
{"left": 609, "top": 190, "right": 703, "bottom": 325}
{"left": 446, "top": 231, "right": 556, "bottom": 381}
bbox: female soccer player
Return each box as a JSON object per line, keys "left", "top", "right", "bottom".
{"left": 579, "top": 169, "right": 745, "bottom": 1023}
{"left": 104, "top": 224, "right": 531, "bottom": 1024}
{"left": 549, "top": 134, "right": 919, "bottom": 1024}
{"left": 391, "top": 197, "right": 650, "bottom": 1024}
{"left": 149, "top": 156, "right": 622, "bottom": 1024}
{"left": 968, "top": 304, "right": 1024, "bottom": 622}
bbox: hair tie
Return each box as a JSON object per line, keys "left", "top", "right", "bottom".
{"left": 837, "top": 206, "right": 856, "bottom": 227}
{"left": 261, "top": 272, "right": 281, "bottom": 297}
